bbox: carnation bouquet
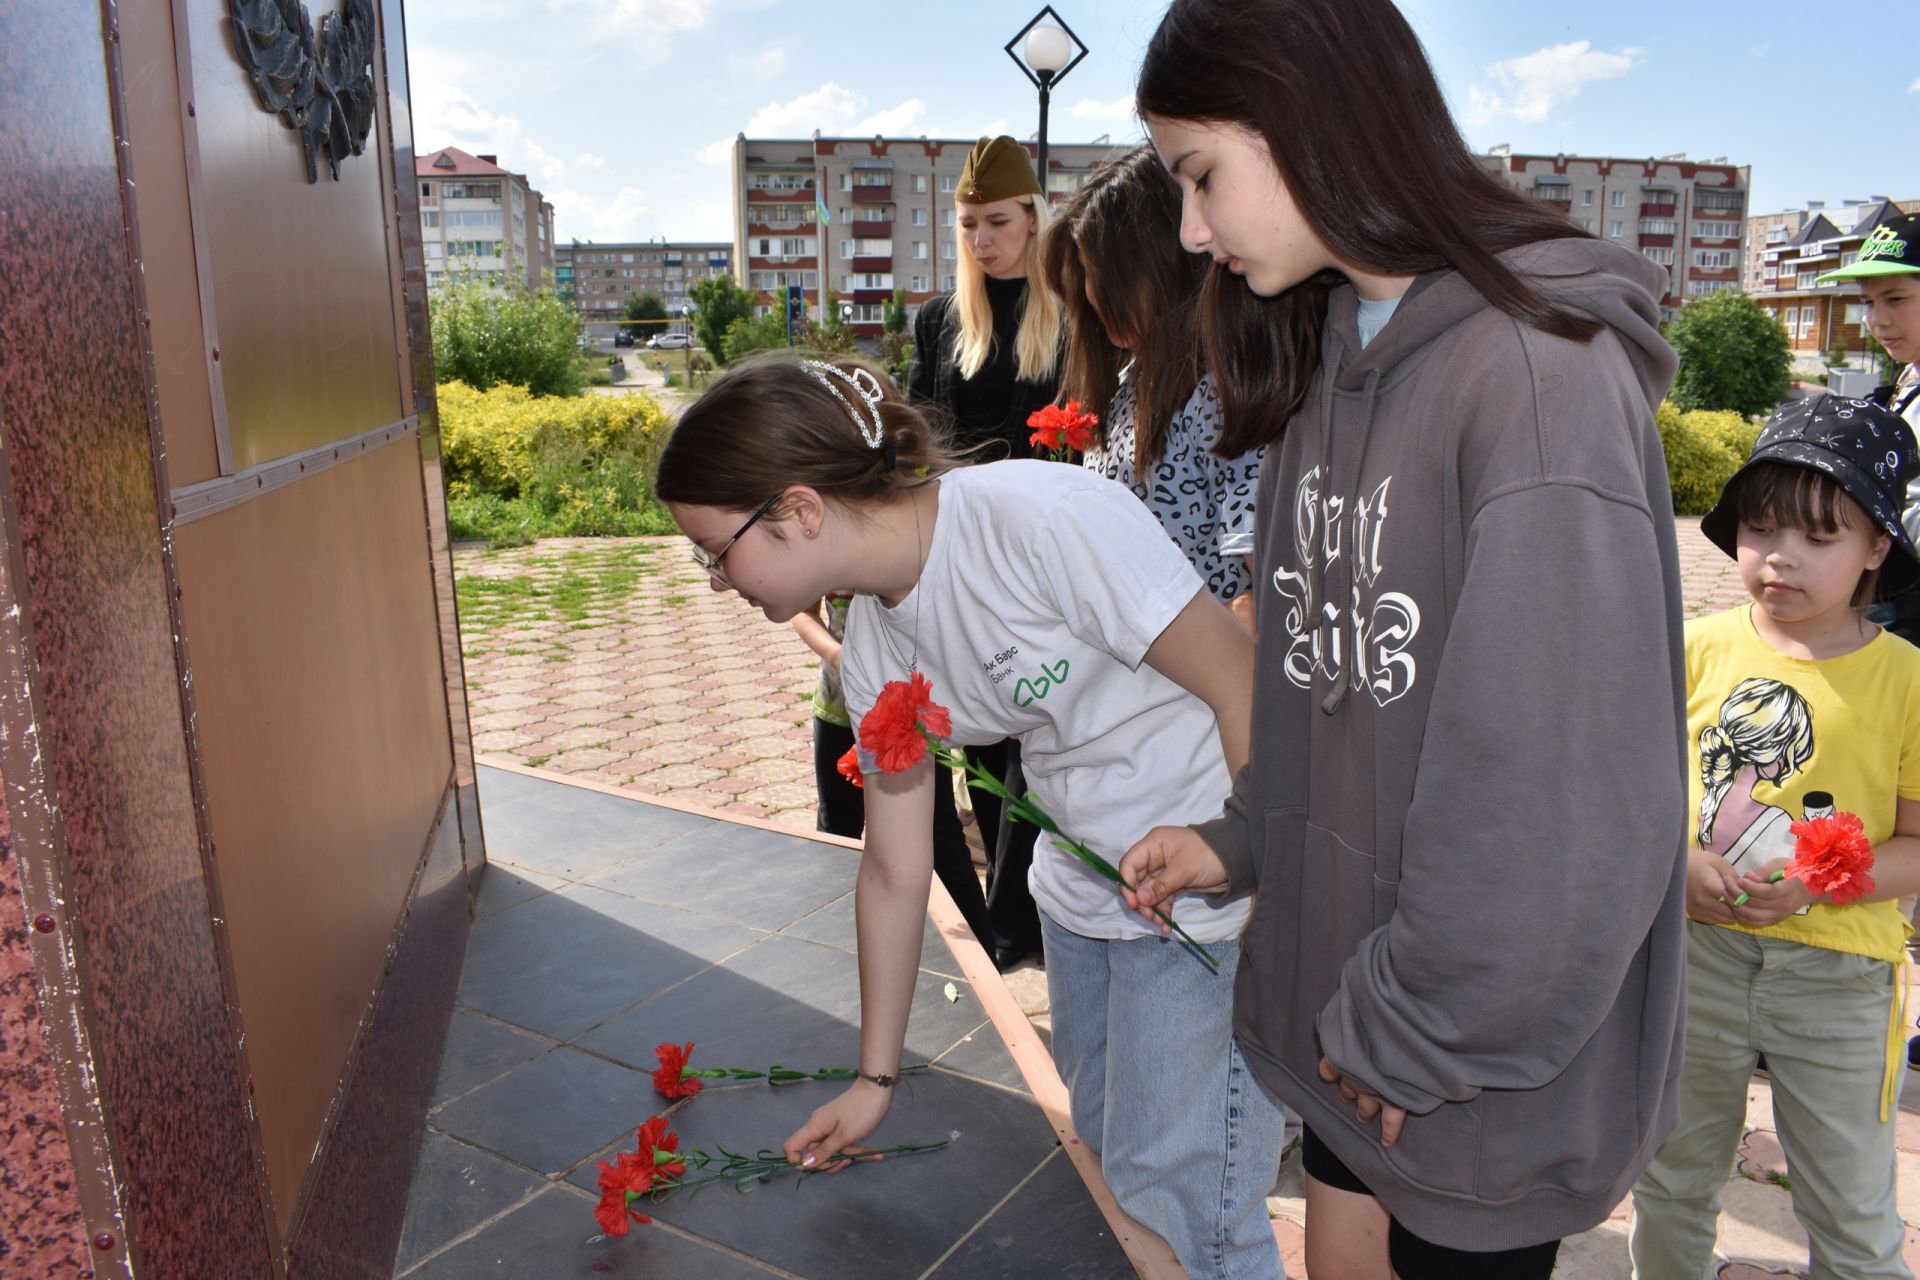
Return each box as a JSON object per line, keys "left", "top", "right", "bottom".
{"left": 842, "top": 674, "right": 1218, "bottom": 970}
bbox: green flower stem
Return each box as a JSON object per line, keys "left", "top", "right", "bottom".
{"left": 924, "top": 735, "right": 1219, "bottom": 971}
{"left": 627, "top": 1138, "right": 950, "bottom": 1204}
{"left": 686, "top": 1063, "right": 930, "bottom": 1085}
{"left": 1729, "top": 868, "right": 1789, "bottom": 909}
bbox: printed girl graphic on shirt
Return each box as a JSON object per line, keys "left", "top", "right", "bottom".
{"left": 1696, "top": 677, "right": 1830, "bottom": 878}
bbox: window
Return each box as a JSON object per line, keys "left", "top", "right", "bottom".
{"left": 1685, "top": 279, "right": 1734, "bottom": 299}
{"left": 622, "top": 253, "right": 634, "bottom": 263}
{"left": 1797, "top": 270, "right": 1818, "bottom": 289}
{"left": 1609, "top": 221, "right": 1624, "bottom": 238}
{"left": 1692, "top": 220, "right": 1739, "bottom": 239}
{"left": 1640, "top": 219, "right": 1677, "bottom": 236}
{"left": 911, "top": 274, "right": 929, "bottom": 291}
{"left": 1840, "top": 251, "right": 1860, "bottom": 268}
{"left": 913, "top": 240, "right": 928, "bottom": 260}
{"left": 421, "top": 182, "right": 432, "bottom": 197}
{"left": 1692, "top": 249, "right": 1735, "bottom": 270}
{"left": 942, "top": 273, "right": 957, "bottom": 291}
{"left": 425, "top": 243, "right": 444, "bottom": 259}
{"left": 1798, "top": 305, "right": 1817, "bottom": 338}
{"left": 942, "top": 208, "right": 955, "bottom": 228}
{"left": 1579, "top": 219, "right": 1594, "bottom": 232}
{"left": 912, "top": 174, "right": 928, "bottom": 193}
{"left": 1641, "top": 246, "right": 1675, "bottom": 266}
{"left": 853, "top": 171, "right": 891, "bottom": 188}
{"left": 911, "top": 208, "right": 928, "bottom": 226}
{"left": 444, "top": 210, "right": 502, "bottom": 228}
{"left": 1581, "top": 190, "right": 1594, "bottom": 206}
{"left": 1611, "top": 190, "right": 1625, "bottom": 208}
{"left": 839, "top": 174, "right": 852, "bottom": 191}
{"left": 1845, "top": 302, "right": 1867, "bottom": 325}
{"left": 939, "top": 174, "right": 957, "bottom": 193}
{"left": 422, "top": 211, "right": 440, "bottom": 228}
{"left": 622, "top": 268, "right": 634, "bottom": 278}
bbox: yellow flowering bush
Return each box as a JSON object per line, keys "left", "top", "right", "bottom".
{"left": 437, "top": 381, "right": 677, "bottom": 544}
{"left": 1657, "top": 401, "right": 1762, "bottom": 516}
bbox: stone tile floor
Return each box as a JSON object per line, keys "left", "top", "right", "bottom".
{"left": 447, "top": 516, "right": 1920, "bottom": 1278}
{"left": 396, "top": 765, "right": 1133, "bottom": 1279}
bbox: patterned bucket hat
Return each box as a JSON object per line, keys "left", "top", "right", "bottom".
{"left": 1701, "top": 394, "right": 1920, "bottom": 597}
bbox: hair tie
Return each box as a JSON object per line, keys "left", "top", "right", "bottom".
{"left": 801, "top": 360, "right": 887, "bottom": 451}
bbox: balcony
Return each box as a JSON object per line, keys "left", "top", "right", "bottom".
{"left": 849, "top": 220, "right": 893, "bottom": 238}
{"left": 852, "top": 255, "right": 892, "bottom": 273}
{"left": 1535, "top": 197, "right": 1571, "bottom": 214}
{"left": 1640, "top": 234, "right": 1674, "bottom": 248}
{"left": 1640, "top": 203, "right": 1675, "bottom": 218}
{"left": 748, "top": 223, "right": 813, "bottom": 239}
{"left": 851, "top": 185, "right": 893, "bottom": 204}
{"left": 852, "top": 288, "right": 892, "bottom": 306}
{"left": 745, "top": 186, "right": 817, "bottom": 203}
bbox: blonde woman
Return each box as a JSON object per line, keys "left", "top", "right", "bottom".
{"left": 907, "top": 135, "right": 1064, "bottom": 458}
{"left": 906, "top": 135, "right": 1066, "bottom": 970}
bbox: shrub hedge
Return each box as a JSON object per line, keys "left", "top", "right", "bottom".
{"left": 1656, "top": 401, "right": 1762, "bottom": 516}
{"left": 438, "top": 381, "right": 679, "bottom": 546}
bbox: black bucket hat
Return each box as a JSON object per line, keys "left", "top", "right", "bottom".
{"left": 1701, "top": 394, "right": 1920, "bottom": 597}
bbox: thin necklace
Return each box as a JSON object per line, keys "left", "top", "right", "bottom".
{"left": 878, "top": 488, "right": 930, "bottom": 675}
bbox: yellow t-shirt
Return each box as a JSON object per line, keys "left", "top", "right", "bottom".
{"left": 1685, "top": 605, "right": 1920, "bottom": 964}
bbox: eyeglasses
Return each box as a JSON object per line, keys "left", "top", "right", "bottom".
{"left": 689, "top": 493, "right": 782, "bottom": 589}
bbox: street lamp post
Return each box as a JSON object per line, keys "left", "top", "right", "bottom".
{"left": 682, "top": 305, "right": 695, "bottom": 386}
{"left": 1005, "top": 8, "right": 1087, "bottom": 194}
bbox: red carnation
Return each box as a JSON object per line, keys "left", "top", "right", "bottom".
{"left": 1027, "top": 400, "right": 1100, "bottom": 458}
{"left": 653, "top": 1041, "right": 702, "bottom": 1100}
{"left": 836, "top": 745, "right": 864, "bottom": 789}
{"left": 857, "top": 673, "right": 952, "bottom": 774}
{"left": 594, "top": 1150, "right": 654, "bottom": 1235}
{"left": 1785, "top": 812, "right": 1877, "bottom": 905}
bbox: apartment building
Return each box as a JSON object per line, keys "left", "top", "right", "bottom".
{"left": 416, "top": 147, "right": 555, "bottom": 292}
{"left": 1744, "top": 209, "right": 1807, "bottom": 294}
{"left": 567, "top": 241, "right": 733, "bottom": 320}
{"left": 1750, "top": 197, "right": 1920, "bottom": 362}
{"left": 1480, "top": 148, "right": 1748, "bottom": 322}
{"left": 728, "top": 133, "right": 1132, "bottom": 337}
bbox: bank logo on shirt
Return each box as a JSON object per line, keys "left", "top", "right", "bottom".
{"left": 1013, "top": 660, "right": 1070, "bottom": 707}
{"left": 1271, "top": 466, "right": 1421, "bottom": 707}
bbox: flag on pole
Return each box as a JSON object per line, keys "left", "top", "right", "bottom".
{"left": 816, "top": 188, "right": 831, "bottom": 226}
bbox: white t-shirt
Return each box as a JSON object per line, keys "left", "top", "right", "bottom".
{"left": 843, "top": 460, "right": 1252, "bottom": 943}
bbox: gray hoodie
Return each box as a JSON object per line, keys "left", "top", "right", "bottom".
{"left": 1197, "top": 239, "right": 1689, "bottom": 1250}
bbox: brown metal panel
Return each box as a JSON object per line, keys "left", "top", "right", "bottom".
{"left": 172, "top": 439, "right": 454, "bottom": 1237}
{"left": 119, "top": 0, "right": 223, "bottom": 487}
{"left": 179, "top": 0, "right": 405, "bottom": 472}
{"left": 0, "top": 1, "right": 279, "bottom": 1273}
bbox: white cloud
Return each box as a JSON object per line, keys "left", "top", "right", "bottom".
{"left": 560, "top": 0, "right": 714, "bottom": 46}
{"left": 413, "top": 84, "right": 568, "bottom": 190}
{"left": 696, "top": 82, "right": 931, "bottom": 161}
{"left": 1910, "top": 76, "right": 1920, "bottom": 93}
{"left": 728, "top": 47, "right": 789, "bottom": 79}
{"left": 550, "top": 184, "right": 656, "bottom": 242}
{"left": 1070, "top": 96, "right": 1134, "bottom": 122}
{"left": 1463, "top": 41, "right": 1644, "bottom": 126}
{"left": 574, "top": 152, "right": 609, "bottom": 169}
{"left": 852, "top": 99, "right": 928, "bottom": 136}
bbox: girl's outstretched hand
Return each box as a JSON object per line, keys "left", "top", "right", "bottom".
{"left": 783, "top": 1080, "right": 892, "bottom": 1173}
{"left": 1119, "top": 826, "right": 1231, "bottom": 931}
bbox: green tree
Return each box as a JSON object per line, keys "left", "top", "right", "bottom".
{"left": 430, "top": 273, "right": 584, "bottom": 397}
{"left": 621, "top": 291, "right": 668, "bottom": 341}
{"left": 722, "top": 313, "right": 789, "bottom": 364}
{"left": 689, "top": 273, "right": 757, "bottom": 362}
{"left": 1666, "top": 290, "right": 1791, "bottom": 419}
{"left": 798, "top": 288, "right": 857, "bottom": 355}
{"left": 877, "top": 287, "right": 913, "bottom": 383}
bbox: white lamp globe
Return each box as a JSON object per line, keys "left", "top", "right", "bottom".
{"left": 1024, "top": 23, "right": 1074, "bottom": 76}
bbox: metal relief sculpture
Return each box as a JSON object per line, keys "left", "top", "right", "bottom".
{"left": 228, "top": 0, "right": 377, "bottom": 183}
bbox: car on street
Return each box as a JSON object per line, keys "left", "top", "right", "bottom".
{"left": 648, "top": 333, "right": 693, "bottom": 350}
{"left": 613, "top": 330, "right": 634, "bottom": 347}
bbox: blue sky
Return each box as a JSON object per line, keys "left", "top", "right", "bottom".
{"left": 402, "top": 0, "right": 1920, "bottom": 244}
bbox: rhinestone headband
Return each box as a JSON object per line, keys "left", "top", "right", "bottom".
{"left": 801, "top": 360, "right": 887, "bottom": 451}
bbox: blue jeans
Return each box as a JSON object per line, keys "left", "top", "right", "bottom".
{"left": 1041, "top": 913, "right": 1286, "bottom": 1280}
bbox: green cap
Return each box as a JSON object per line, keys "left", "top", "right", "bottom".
{"left": 956, "top": 136, "right": 1042, "bottom": 205}
{"left": 1816, "top": 213, "right": 1920, "bottom": 282}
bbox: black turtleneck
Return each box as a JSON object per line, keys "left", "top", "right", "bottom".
{"left": 907, "top": 275, "right": 1063, "bottom": 460}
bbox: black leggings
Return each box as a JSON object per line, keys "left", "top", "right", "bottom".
{"left": 812, "top": 719, "right": 993, "bottom": 952}
{"left": 1301, "top": 1128, "right": 1561, "bottom": 1280}
{"left": 961, "top": 738, "right": 1043, "bottom": 956}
